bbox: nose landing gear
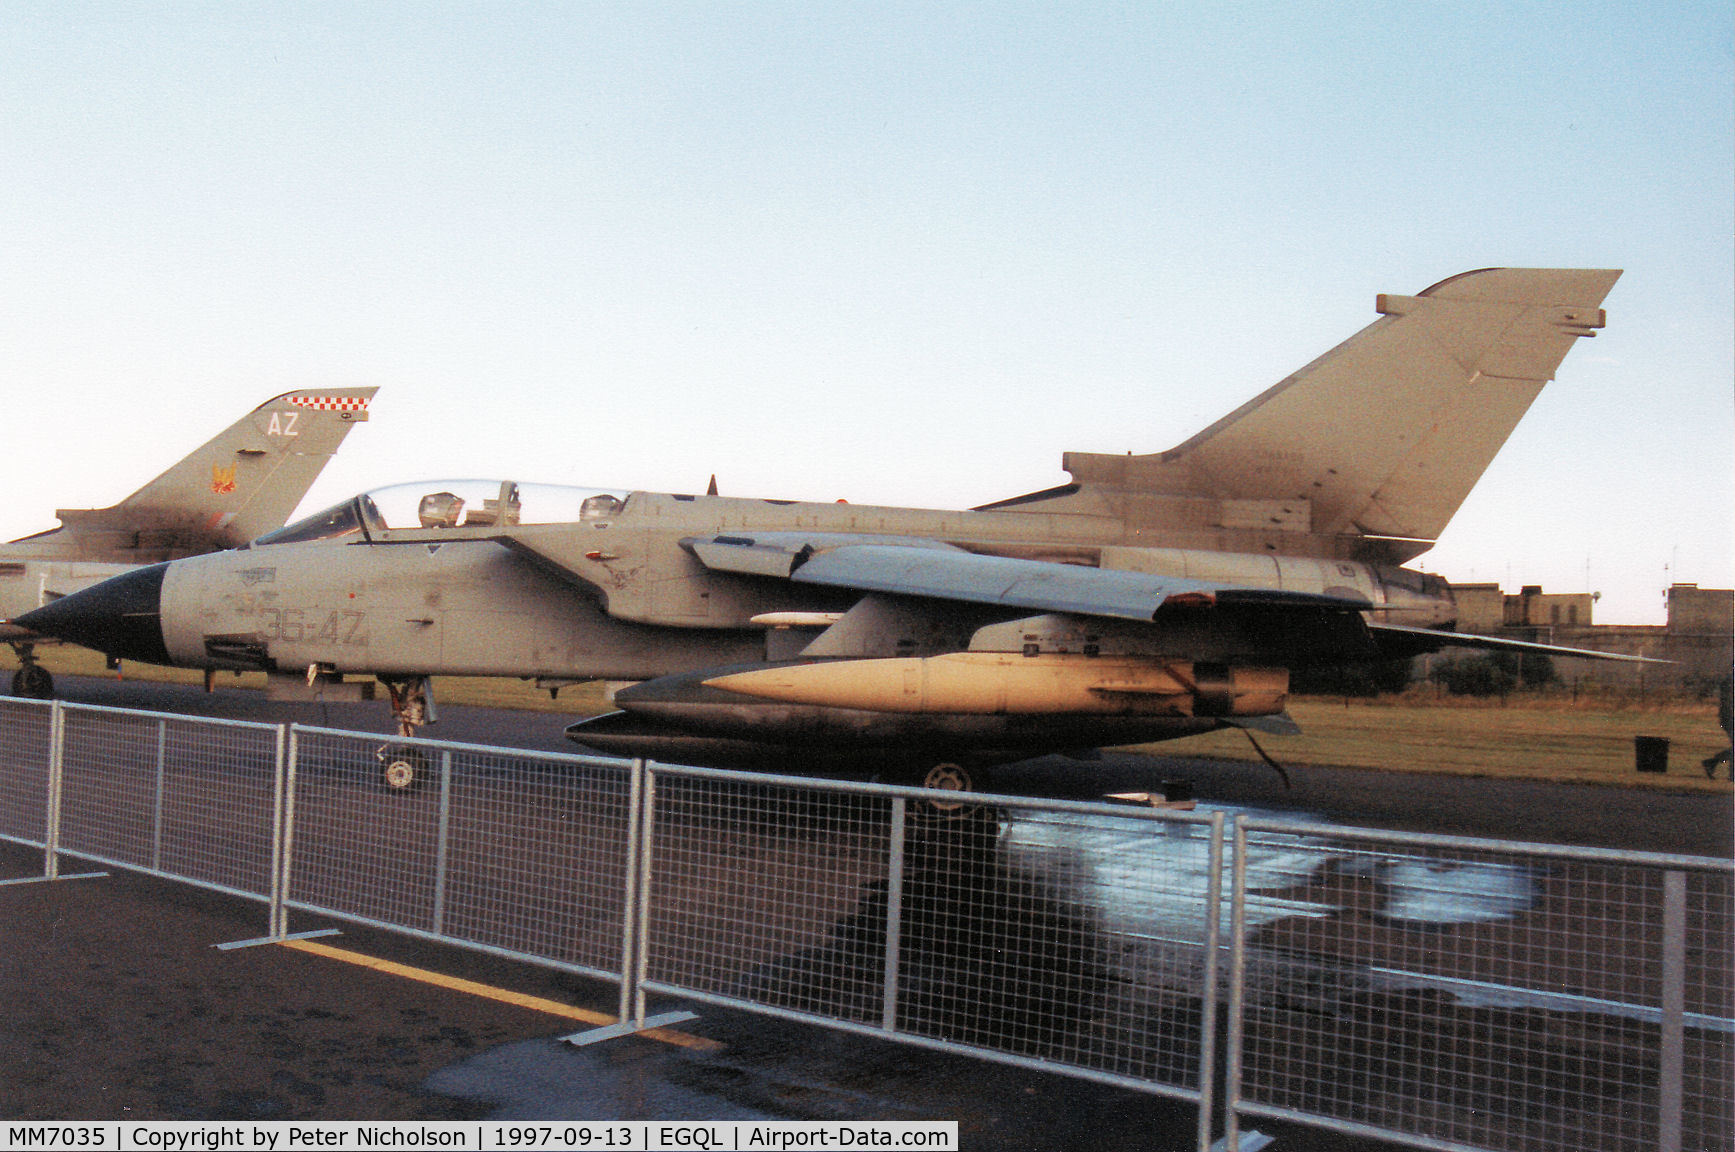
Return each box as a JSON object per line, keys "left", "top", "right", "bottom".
{"left": 376, "top": 745, "right": 431, "bottom": 791}
{"left": 375, "top": 675, "right": 436, "bottom": 791}
{"left": 8, "top": 644, "right": 53, "bottom": 698}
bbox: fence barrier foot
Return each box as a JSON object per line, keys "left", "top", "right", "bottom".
{"left": 561, "top": 1010, "right": 699, "bottom": 1047}
{"left": 1210, "top": 1132, "right": 1274, "bottom": 1152}
{"left": 214, "top": 927, "right": 344, "bottom": 952}
{"left": 0, "top": 871, "right": 108, "bottom": 887}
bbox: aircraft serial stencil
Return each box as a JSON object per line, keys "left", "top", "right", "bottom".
{"left": 21, "top": 270, "right": 1645, "bottom": 794}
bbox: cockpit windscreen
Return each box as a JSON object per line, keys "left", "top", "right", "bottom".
{"left": 254, "top": 481, "right": 629, "bottom": 546}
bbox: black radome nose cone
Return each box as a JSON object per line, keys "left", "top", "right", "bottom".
{"left": 15, "top": 562, "right": 172, "bottom": 666}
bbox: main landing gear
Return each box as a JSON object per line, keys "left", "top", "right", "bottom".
{"left": 8, "top": 644, "right": 52, "bottom": 699}
{"left": 913, "top": 760, "right": 978, "bottom": 814}
{"left": 885, "top": 758, "right": 1003, "bottom": 857}
{"left": 376, "top": 675, "right": 435, "bottom": 791}
{"left": 886, "top": 757, "right": 996, "bottom": 822}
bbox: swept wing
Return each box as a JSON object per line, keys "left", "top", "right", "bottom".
{"left": 684, "top": 532, "right": 1371, "bottom": 621}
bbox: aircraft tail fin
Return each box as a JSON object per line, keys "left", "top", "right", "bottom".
{"left": 51, "top": 387, "right": 377, "bottom": 558}
{"left": 1056, "top": 268, "right": 1620, "bottom": 555}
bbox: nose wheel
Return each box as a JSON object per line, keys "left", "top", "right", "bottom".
{"left": 376, "top": 745, "right": 431, "bottom": 791}
{"left": 8, "top": 646, "right": 53, "bottom": 699}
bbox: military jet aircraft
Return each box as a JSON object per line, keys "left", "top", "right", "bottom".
{"left": 1, "top": 387, "right": 375, "bottom": 696}
{"left": 21, "top": 269, "right": 1642, "bottom": 793}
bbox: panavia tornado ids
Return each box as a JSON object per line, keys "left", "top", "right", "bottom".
{"left": 20, "top": 269, "right": 1642, "bottom": 793}
{"left": 1, "top": 388, "right": 375, "bottom": 697}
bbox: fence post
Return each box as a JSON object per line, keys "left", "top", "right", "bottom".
{"left": 150, "top": 718, "right": 167, "bottom": 872}
{"left": 1218, "top": 816, "right": 1252, "bottom": 1152}
{"left": 1658, "top": 870, "right": 1687, "bottom": 1152}
{"left": 43, "top": 700, "right": 64, "bottom": 880}
{"left": 266, "top": 725, "right": 286, "bottom": 939}
{"left": 432, "top": 749, "right": 453, "bottom": 936}
{"left": 881, "top": 796, "right": 906, "bottom": 1033}
{"left": 271, "top": 725, "right": 299, "bottom": 941}
{"left": 631, "top": 763, "right": 657, "bottom": 1027}
{"left": 1194, "top": 810, "right": 1226, "bottom": 1152}
{"left": 617, "top": 758, "right": 646, "bottom": 1024}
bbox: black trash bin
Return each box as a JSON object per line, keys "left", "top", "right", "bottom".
{"left": 1634, "top": 735, "right": 1669, "bottom": 774}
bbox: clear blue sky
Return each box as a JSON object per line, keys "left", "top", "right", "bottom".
{"left": 3, "top": 3, "right": 1729, "bottom": 624}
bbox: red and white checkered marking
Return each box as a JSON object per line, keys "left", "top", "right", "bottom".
{"left": 286, "top": 395, "right": 371, "bottom": 411}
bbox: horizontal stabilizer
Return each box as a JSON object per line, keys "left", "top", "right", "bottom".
{"left": 1224, "top": 712, "right": 1303, "bottom": 737}
{"left": 1370, "top": 622, "right": 1663, "bottom": 664}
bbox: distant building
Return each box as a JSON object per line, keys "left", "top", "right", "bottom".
{"left": 1451, "top": 583, "right": 1595, "bottom": 631}
{"left": 1512, "top": 585, "right": 1595, "bottom": 629}
{"left": 1667, "top": 583, "right": 1734, "bottom": 635}
{"left": 1449, "top": 583, "right": 1506, "bottom": 632}
{"left": 1443, "top": 581, "right": 1733, "bottom": 691}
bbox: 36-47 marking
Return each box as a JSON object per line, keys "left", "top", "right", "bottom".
{"left": 257, "top": 608, "right": 366, "bottom": 644}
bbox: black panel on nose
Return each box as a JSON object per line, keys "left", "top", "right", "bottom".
{"left": 15, "top": 562, "right": 172, "bottom": 666}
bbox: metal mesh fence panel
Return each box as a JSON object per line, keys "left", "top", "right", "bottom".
{"left": 56, "top": 703, "right": 282, "bottom": 898}
{"left": 0, "top": 697, "right": 52, "bottom": 847}
{"left": 962, "top": 802, "right": 1223, "bottom": 1089}
{"left": 1679, "top": 870, "right": 1735, "bottom": 1152}
{"left": 1228, "top": 820, "right": 1735, "bottom": 1152}
{"left": 641, "top": 766, "right": 1225, "bottom": 1098}
{"left": 154, "top": 715, "right": 283, "bottom": 897}
{"left": 641, "top": 769, "right": 896, "bottom": 1024}
{"left": 57, "top": 705, "right": 160, "bottom": 868}
{"left": 284, "top": 728, "right": 634, "bottom": 978}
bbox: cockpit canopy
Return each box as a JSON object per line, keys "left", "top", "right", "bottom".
{"left": 255, "top": 480, "right": 630, "bottom": 546}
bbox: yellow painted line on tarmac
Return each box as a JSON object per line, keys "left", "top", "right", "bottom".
{"left": 280, "top": 938, "right": 722, "bottom": 1051}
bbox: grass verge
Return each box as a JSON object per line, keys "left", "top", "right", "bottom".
{"left": 1130, "top": 694, "right": 1730, "bottom": 792}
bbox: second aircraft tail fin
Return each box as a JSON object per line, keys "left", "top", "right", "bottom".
{"left": 51, "top": 387, "right": 377, "bottom": 560}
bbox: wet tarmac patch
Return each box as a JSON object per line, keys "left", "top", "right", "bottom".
{"left": 423, "top": 1038, "right": 780, "bottom": 1120}
{"left": 419, "top": 1014, "right": 1215, "bottom": 1151}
